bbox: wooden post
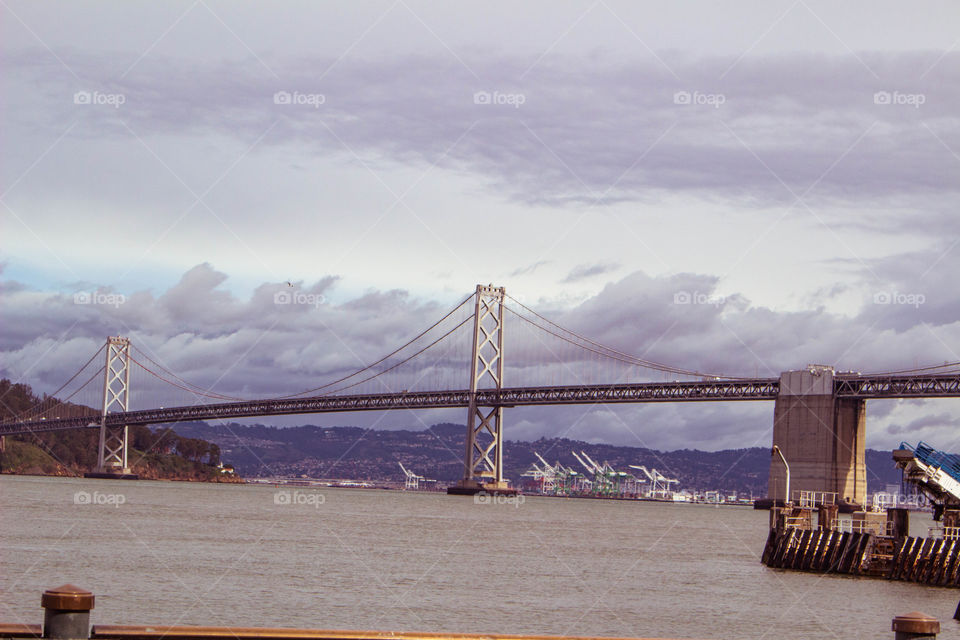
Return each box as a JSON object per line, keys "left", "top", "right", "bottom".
{"left": 819, "top": 504, "right": 839, "bottom": 530}
{"left": 888, "top": 508, "right": 910, "bottom": 539}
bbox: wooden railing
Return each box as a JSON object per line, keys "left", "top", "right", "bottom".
{"left": 0, "top": 585, "right": 944, "bottom": 640}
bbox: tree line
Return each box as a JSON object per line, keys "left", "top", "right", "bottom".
{"left": 0, "top": 379, "right": 220, "bottom": 467}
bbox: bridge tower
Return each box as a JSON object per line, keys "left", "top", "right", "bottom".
{"left": 448, "top": 285, "right": 516, "bottom": 495}
{"left": 767, "top": 366, "right": 866, "bottom": 508}
{"left": 94, "top": 336, "right": 134, "bottom": 477}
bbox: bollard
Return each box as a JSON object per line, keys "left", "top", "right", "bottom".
{"left": 818, "top": 504, "right": 839, "bottom": 531}
{"left": 892, "top": 611, "right": 939, "bottom": 639}
{"left": 41, "top": 585, "right": 94, "bottom": 639}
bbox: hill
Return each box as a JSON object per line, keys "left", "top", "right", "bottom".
{"left": 0, "top": 379, "right": 240, "bottom": 482}
{"left": 172, "top": 421, "right": 905, "bottom": 495}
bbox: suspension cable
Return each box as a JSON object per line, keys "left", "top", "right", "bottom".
{"left": 129, "top": 356, "right": 243, "bottom": 401}
{"left": 322, "top": 314, "right": 473, "bottom": 396}
{"left": 1, "top": 342, "right": 106, "bottom": 406}
{"left": 504, "top": 295, "right": 747, "bottom": 379}
{"left": 12, "top": 365, "right": 106, "bottom": 423}
{"left": 504, "top": 307, "right": 690, "bottom": 374}
{"left": 272, "top": 292, "right": 476, "bottom": 398}
{"left": 131, "top": 347, "right": 244, "bottom": 401}
{"left": 122, "top": 292, "right": 476, "bottom": 402}
{"left": 838, "top": 361, "right": 960, "bottom": 377}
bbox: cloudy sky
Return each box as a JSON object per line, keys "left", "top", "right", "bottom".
{"left": 2, "top": 1, "right": 959, "bottom": 455}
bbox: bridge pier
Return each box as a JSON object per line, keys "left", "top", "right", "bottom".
{"left": 767, "top": 366, "right": 866, "bottom": 508}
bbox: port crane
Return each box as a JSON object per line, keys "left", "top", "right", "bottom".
{"left": 522, "top": 452, "right": 586, "bottom": 495}
{"left": 571, "top": 450, "right": 604, "bottom": 495}
{"left": 521, "top": 455, "right": 556, "bottom": 493}
{"left": 398, "top": 462, "right": 425, "bottom": 490}
{"left": 629, "top": 465, "right": 679, "bottom": 499}
{"left": 573, "top": 450, "right": 636, "bottom": 497}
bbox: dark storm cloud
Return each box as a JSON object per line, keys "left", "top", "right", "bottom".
{"left": 850, "top": 244, "right": 960, "bottom": 333}
{"left": 0, "top": 263, "right": 448, "bottom": 399}
{"left": 9, "top": 50, "right": 959, "bottom": 225}
{"left": 2, "top": 259, "right": 956, "bottom": 449}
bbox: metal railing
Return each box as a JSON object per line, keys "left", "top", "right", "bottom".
{"left": 928, "top": 526, "right": 960, "bottom": 540}
{"left": 0, "top": 379, "right": 785, "bottom": 435}
{"left": 6, "top": 370, "right": 960, "bottom": 436}
{"left": 793, "top": 490, "right": 837, "bottom": 508}
{"left": 833, "top": 518, "right": 893, "bottom": 536}
{"left": 784, "top": 515, "right": 814, "bottom": 530}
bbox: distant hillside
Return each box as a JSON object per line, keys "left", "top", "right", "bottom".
{"left": 0, "top": 379, "right": 239, "bottom": 482}
{"left": 173, "top": 421, "right": 905, "bottom": 495}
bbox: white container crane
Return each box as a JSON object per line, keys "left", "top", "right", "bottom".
{"left": 398, "top": 462, "right": 425, "bottom": 490}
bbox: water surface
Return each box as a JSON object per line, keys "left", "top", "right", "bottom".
{"left": 1, "top": 476, "right": 957, "bottom": 639}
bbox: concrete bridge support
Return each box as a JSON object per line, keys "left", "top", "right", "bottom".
{"left": 768, "top": 366, "right": 866, "bottom": 507}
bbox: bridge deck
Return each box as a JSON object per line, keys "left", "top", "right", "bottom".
{"left": 1, "top": 373, "right": 958, "bottom": 436}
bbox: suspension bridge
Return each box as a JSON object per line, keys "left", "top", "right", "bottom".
{"left": 2, "top": 285, "right": 959, "bottom": 501}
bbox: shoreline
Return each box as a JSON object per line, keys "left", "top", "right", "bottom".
{"left": 0, "top": 469, "right": 244, "bottom": 483}
{"left": 1, "top": 472, "right": 751, "bottom": 505}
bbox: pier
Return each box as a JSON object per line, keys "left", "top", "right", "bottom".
{"left": 762, "top": 496, "right": 960, "bottom": 586}
{"left": 0, "top": 585, "right": 946, "bottom": 640}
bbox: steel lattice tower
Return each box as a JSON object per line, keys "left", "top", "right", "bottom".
{"left": 450, "top": 284, "right": 514, "bottom": 494}
{"left": 97, "top": 336, "right": 131, "bottom": 474}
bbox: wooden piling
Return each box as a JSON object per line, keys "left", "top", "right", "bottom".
{"left": 827, "top": 531, "right": 848, "bottom": 571}
{"left": 946, "top": 542, "right": 960, "bottom": 586}
{"left": 761, "top": 529, "right": 776, "bottom": 565}
{"left": 812, "top": 530, "right": 833, "bottom": 570}
{"left": 838, "top": 532, "right": 860, "bottom": 573}
{"left": 912, "top": 539, "right": 935, "bottom": 582}
{"left": 771, "top": 528, "right": 793, "bottom": 567}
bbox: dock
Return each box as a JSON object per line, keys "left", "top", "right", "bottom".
{"left": 0, "top": 585, "right": 948, "bottom": 640}
{"left": 761, "top": 500, "right": 960, "bottom": 586}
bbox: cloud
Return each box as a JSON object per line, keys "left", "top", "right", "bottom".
{"left": 1, "top": 262, "right": 957, "bottom": 451}
{"left": 510, "top": 260, "right": 551, "bottom": 277}
{"left": 885, "top": 412, "right": 960, "bottom": 435}
{"left": 562, "top": 263, "right": 620, "bottom": 283}
{"left": 9, "top": 50, "right": 959, "bottom": 225}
